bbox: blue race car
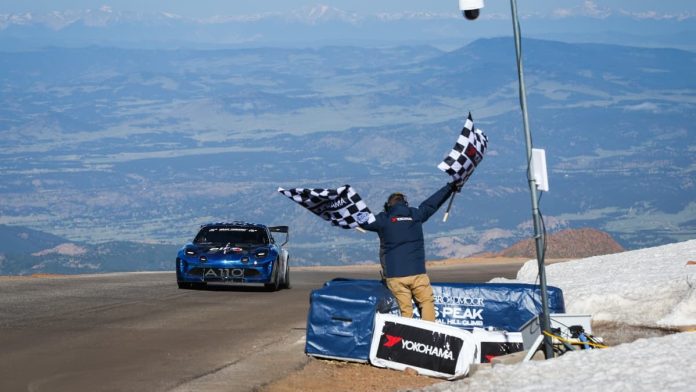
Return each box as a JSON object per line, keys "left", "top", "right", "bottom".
{"left": 176, "top": 222, "right": 290, "bottom": 291}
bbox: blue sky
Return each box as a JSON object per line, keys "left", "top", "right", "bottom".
{"left": 2, "top": 1, "right": 696, "bottom": 17}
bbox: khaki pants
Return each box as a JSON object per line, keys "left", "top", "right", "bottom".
{"left": 386, "top": 273, "right": 435, "bottom": 322}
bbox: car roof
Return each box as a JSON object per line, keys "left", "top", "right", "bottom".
{"left": 199, "top": 221, "right": 267, "bottom": 230}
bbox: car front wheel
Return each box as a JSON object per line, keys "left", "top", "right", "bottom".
{"left": 281, "top": 259, "right": 291, "bottom": 290}
{"left": 264, "top": 259, "right": 280, "bottom": 291}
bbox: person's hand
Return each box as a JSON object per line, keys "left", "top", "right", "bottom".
{"left": 450, "top": 179, "right": 464, "bottom": 193}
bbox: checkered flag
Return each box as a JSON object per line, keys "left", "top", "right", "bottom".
{"left": 437, "top": 113, "right": 489, "bottom": 222}
{"left": 278, "top": 185, "right": 376, "bottom": 229}
{"left": 438, "top": 112, "right": 489, "bottom": 183}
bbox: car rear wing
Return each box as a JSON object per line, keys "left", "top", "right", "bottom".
{"left": 269, "top": 226, "right": 289, "bottom": 246}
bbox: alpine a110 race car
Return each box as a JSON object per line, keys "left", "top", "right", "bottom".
{"left": 176, "top": 222, "right": 290, "bottom": 291}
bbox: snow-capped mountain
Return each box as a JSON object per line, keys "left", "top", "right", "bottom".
{"left": 1, "top": 4, "right": 694, "bottom": 50}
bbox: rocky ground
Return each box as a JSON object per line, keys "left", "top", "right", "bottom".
{"left": 262, "top": 357, "right": 442, "bottom": 392}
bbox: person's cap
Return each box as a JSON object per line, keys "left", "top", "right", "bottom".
{"left": 387, "top": 192, "right": 406, "bottom": 206}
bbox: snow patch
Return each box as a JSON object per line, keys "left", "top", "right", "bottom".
{"left": 422, "top": 332, "right": 696, "bottom": 392}
{"left": 32, "top": 243, "right": 88, "bottom": 257}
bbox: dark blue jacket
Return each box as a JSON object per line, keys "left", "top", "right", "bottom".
{"left": 360, "top": 183, "right": 454, "bottom": 278}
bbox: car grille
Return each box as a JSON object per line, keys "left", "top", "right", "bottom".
{"left": 188, "top": 267, "right": 261, "bottom": 278}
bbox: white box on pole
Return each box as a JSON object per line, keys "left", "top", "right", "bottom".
{"left": 531, "top": 148, "right": 549, "bottom": 192}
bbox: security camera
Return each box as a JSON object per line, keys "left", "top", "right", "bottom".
{"left": 459, "top": 0, "right": 485, "bottom": 20}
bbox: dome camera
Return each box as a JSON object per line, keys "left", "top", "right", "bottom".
{"left": 459, "top": 0, "right": 485, "bottom": 20}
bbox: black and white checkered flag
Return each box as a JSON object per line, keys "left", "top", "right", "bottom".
{"left": 438, "top": 112, "right": 488, "bottom": 183}
{"left": 278, "top": 185, "right": 376, "bottom": 229}
{"left": 437, "top": 113, "right": 489, "bottom": 222}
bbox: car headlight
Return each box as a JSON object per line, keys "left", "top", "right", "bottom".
{"left": 255, "top": 249, "right": 269, "bottom": 259}
{"left": 185, "top": 249, "right": 196, "bottom": 256}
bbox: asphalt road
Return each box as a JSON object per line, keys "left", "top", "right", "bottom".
{"left": 0, "top": 261, "right": 525, "bottom": 392}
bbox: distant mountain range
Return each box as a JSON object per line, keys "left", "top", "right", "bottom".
{"left": 1, "top": 5, "right": 695, "bottom": 50}
{"left": 0, "top": 38, "right": 694, "bottom": 274}
{"left": 0, "top": 224, "right": 176, "bottom": 275}
{"left": 0, "top": 225, "right": 622, "bottom": 275}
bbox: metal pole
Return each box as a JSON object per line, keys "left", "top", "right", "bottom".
{"left": 509, "top": 0, "right": 554, "bottom": 359}
{"left": 442, "top": 192, "right": 457, "bottom": 222}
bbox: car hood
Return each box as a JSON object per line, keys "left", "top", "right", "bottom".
{"left": 180, "top": 243, "right": 273, "bottom": 259}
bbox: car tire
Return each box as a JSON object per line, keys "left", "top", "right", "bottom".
{"left": 265, "top": 259, "right": 280, "bottom": 292}
{"left": 281, "top": 259, "right": 291, "bottom": 290}
{"left": 176, "top": 258, "right": 185, "bottom": 288}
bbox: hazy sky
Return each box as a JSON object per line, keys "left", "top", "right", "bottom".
{"left": 2, "top": 1, "right": 696, "bottom": 17}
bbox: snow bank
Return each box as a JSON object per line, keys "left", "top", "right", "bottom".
{"left": 422, "top": 332, "right": 696, "bottom": 392}
{"left": 513, "top": 239, "right": 696, "bottom": 330}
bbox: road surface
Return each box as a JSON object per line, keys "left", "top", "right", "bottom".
{"left": 0, "top": 261, "right": 525, "bottom": 391}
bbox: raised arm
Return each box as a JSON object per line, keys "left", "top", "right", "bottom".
{"left": 416, "top": 183, "right": 456, "bottom": 223}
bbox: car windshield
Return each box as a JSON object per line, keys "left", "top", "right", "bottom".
{"left": 194, "top": 226, "right": 268, "bottom": 245}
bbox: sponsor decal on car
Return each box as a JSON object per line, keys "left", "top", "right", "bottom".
{"left": 210, "top": 227, "right": 260, "bottom": 232}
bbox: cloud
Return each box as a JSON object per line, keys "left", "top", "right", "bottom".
{"left": 624, "top": 102, "right": 659, "bottom": 112}
{"left": 551, "top": 0, "right": 611, "bottom": 19}
{"left": 550, "top": 1, "right": 695, "bottom": 21}
{"left": 582, "top": 0, "right": 612, "bottom": 18}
